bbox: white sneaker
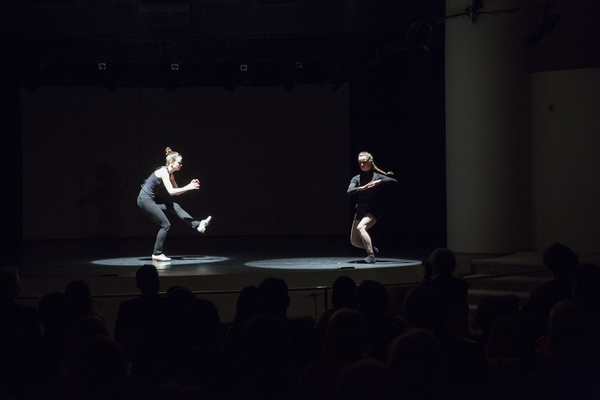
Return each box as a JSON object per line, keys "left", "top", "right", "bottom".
{"left": 198, "top": 216, "right": 212, "bottom": 233}
{"left": 152, "top": 254, "right": 171, "bottom": 261}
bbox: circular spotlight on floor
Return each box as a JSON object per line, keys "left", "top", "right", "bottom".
{"left": 91, "top": 255, "right": 229, "bottom": 267}
{"left": 245, "top": 257, "right": 420, "bottom": 270}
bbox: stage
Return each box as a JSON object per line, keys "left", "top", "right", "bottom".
{"left": 16, "top": 235, "right": 600, "bottom": 335}
{"left": 15, "top": 235, "right": 425, "bottom": 329}
{"left": 18, "top": 235, "right": 423, "bottom": 278}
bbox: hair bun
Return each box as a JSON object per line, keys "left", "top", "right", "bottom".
{"left": 165, "top": 147, "right": 172, "bottom": 155}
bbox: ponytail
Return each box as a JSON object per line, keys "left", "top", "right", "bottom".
{"left": 373, "top": 163, "right": 394, "bottom": 176}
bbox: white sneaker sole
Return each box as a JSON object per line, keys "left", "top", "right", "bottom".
{"left": 198, "top": 216, "right": 212, "bottom": 233}
{"left": 152, "top": 254, "right": 171, "bottom": 261}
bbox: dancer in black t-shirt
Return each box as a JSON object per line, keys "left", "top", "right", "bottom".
{"left": 347, "top": 152, "right": 397, "bottom": 263}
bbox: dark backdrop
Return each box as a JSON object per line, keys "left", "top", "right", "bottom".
{"left": 20, "top": 84, "right": 351, "bottom": 240}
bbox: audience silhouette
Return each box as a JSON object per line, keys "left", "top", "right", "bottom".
{"left": 298, "top": 308, "right": 370, "bottom": 400}
{"left": 257, "top": 277, "right": 320, "bottom": 377}
{"left": 113, "top": 264, "right": 165, "bottom": 394}
{"left": 0, "top": 267, "right": 41, "bottom": 400}
{"left": 221, "top": 285, "right": 260, "bottom": 359}
{"left": 239, "top": 313, "right": 298, "bottom": 400}
{"left": 5, "top": 249, "right": 600, "bottom": 400}
{"left": 314, "top": 276, "right": 357, "bottom": 340}
{"left": 65, "top": 280, "right": 101, "bottom": 324}
{"left": 37, "top": 292, "right": 72, "bottom": 375}
{"left": 162, "top": 285, "right": 196, "bottom": 341}
{"left": 422, "top": 248, "right": 470, "bottom": 338}
{"left": 521, "top": 242, "right": 579, "bottom": 341}
{"left": 532, "top": 297, "right": 600, "bottom": 400}
{"left": 422, "top": 248, "right": 468, "bottom": 305}
{"left": 387, "top": 328, "right": 444, "bottom": 400}
{"left": 0, "top": 266, "right": 40, "bottom": 338}
{"left": 402, "top": 285, "right": 489, "bottom": 400}
{"left": 355, "top": 279, "right": 402, "bottom": 360}
{"left": 64, "top": 334, "right": 129, "bottom": 400}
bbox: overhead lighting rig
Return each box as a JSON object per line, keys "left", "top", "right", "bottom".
{"left": 444, "top": 1, "right": 560, "bottom": 46}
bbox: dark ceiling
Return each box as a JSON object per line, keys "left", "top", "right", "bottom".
{"left": 4, "top": 1, "right": 599, "bottom": 89}
{"left": 4, "top": 0, "right": 446, "bottom": 88}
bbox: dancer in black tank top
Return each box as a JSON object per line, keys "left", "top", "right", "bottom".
{"left": 137, "top": 147, "right": 212, "bottom": 261}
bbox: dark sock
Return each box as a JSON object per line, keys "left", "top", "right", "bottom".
{"left": 373, "top": 246, "right": 379, "bottom": 255}
{"left": 364, "top": 253, "right": 376, "bottom": 263}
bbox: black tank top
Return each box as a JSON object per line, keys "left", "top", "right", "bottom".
{"left": 140, "top": 166, "right": 167, "bottom": 198}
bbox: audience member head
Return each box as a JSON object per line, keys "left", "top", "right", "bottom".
{"left": 335, "top": 358, "right": 400, "bottom": 400}
{"left": 0, "top": 266, "right": 21, "bottom": 300}
{"left": 164, "top": 285, "right": 196, "bottom": 335}
{"left": 243, "top": 313, "right": 291, "bottom": 369}
{"left": 258, "top": 277, "right": 290, "bottom": 317}
{"left": 429, "top": 248, "right": 457, "bottom": 275}
{"left": 331, "top": 276, "right": 357, "bottom": 310}
{"left": 323, "top": 308, "right": 370, "bottom": 364}
{"left": 136, "top": 264, "right": 160, "bottom": 293}
{"left": 180, "top": 298, "right": 221, "bottom": 348}
{"left": 65, "top": 335, "right": 128, "bottom": 400}
{"left": 166, "top": 285, "right": 196, "bottom": 305}
{"left": 234, "top": 285, "right": 260, "bottom": 326}
{"left": 166, "top": 285, "right": 196, "bottom": 306}
{"left": 65, "top": 280, "right": 94, "bottom": 320}
{"left": 388, "top": 328, "right": 442, "bottom": 389}
{"left": 402, "top": 285, "right": 445, "bottom": 336}
{"left": 542, "top": 243, "right": 579, "bottom": 278}
{"left": 69, "top": 316, "right": 110, "bottom": 348}
{"left": 38, "top": 292, "right": 71, "bottom": 331}
{"left": 355, "top": 280, "right": 388, "bottom": 321}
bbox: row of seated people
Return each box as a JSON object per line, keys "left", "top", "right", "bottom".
{"left": 1, "top": 244, "right": 599, "bottom": 400}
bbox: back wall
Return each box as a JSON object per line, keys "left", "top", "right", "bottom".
{"left": 20, "top": 84, "right": 351, "bottom": 240}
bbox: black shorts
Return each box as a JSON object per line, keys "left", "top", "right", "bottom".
{"left": 354, "top": 202, "right": 383, "bottom": 221}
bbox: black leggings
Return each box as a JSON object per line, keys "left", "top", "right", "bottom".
{"left": 137, "top": 192, "right": 200, "bottom": 255}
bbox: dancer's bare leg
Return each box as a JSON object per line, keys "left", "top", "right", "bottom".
{"left": 350, "top": 214, "right": 377, "bottom": 254}
{"left": 350, "top": 220, "right": 363, "bottom": 249}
